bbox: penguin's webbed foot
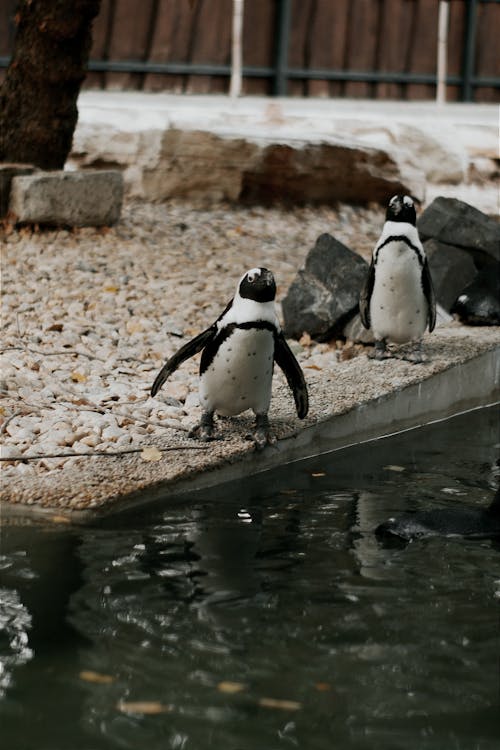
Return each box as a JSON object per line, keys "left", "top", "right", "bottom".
{"left": 398, "top": 342, "right": 428, "bottom": 364}
{"left": 368, "top": 339, "right": 391, "bottom": 360}
{"left": 248, "top": 413, "right": 275, "bottom": 450}
{"left": 189, "top": 411, "right": 215, "bottom": 441}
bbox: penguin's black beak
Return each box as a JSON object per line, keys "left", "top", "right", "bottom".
{"left": 253, "top": 268, "right": 276, "bottom": 302}
{"left": 240, "top": 267, "right": 277, "bottom": 302}
{"left": 387, "top": 195, "right": 403, "bottom": 218}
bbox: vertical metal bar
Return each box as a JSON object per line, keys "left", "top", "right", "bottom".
{"left": 230, "top": 0, "right": 244, "bottom": 98}
{"left": 436, "top": 1, "right": 449, "bottom": 105}
{"left": 462, "top": 0, "right": 478, "bottom": 101}
{"left": 273, "top": 0, "right": 291, "bottom": 96}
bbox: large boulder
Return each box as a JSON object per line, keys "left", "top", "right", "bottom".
{"left": 282, "top": 233, "right": 368, "bottom": 341}
{"left": 425, "top": 239, "right": 478, "bottom": 312}
{"left": 73, "top": 123, "right": 425, "bottom": 205}
{"left": 418, "top": 197, "right": 500, "bottom": 263}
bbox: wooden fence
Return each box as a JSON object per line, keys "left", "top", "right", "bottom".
{"left": 1, "top": 0, "right": 498, "bottom": 101}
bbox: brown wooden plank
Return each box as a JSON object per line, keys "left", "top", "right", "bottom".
{"left": 287, "top": 0, "right": 316, "bottom": 96}
{"left": 307, "top": 0, "right": 350, "bottom": 97}
{"left": 104, "top": 0, "right": 157, "bottom": 90}
{"left": 84, "top": 0, "right": 114, "bottom": 90}
{"left": 405, "top": 0, "right": 438, "bottom": 100}
{"left": 375, "top": 0, "right": 414, "bottom": 100}
{"left": 445, "top": 0, "right": 466, "bottom": 102}
{"left": 242, "top": 0, "right": 275, "bottom": 95}
{"left": 344, "top": 0, "right": 380, "bottom": 98}
{"left": 143, "top": 0, "right": 198, "bottom": 92}
{"left": 475, "top": 1, "right": 500, "bottom": 103}
{"left": 186, "top": 0, "right": 232, "bottom": 94}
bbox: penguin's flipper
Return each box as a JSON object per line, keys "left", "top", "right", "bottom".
{"left": 274, "top": 333, "right": 309, "bottom": 419}
{"left": 151, "top": 326, "right": 215, "bottom": 397}
{"left": 359, "top": 260, "right": 375, "bottom": 329}
{"left": 422, "top": 258, "right": 436, "bottom": 333}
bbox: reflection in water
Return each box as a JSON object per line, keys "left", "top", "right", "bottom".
{"left": 0, "top": 588, "right": 32, "bottom": 697}
{"left": 1, "top": 405, "right": 499, "bottom": 750}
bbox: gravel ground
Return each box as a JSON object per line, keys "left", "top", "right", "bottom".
{"left": 1, "top": 198, "right": 499, "bottom": 516}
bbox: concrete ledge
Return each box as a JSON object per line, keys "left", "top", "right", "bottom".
{"left": 9, "top": 169, "right": 123, "bottom": 226}
{"left": 2, "top": 326, "right": 499, "bottom": 523}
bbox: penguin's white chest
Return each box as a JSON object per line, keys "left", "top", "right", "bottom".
{"left": 370, "top": 243, "right": 427, "bottom": 344}
{"left": 199, "top": 328, "right": 275, "bottom": 416}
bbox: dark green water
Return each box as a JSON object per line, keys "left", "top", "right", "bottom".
{"left": 1, "top": 405, "right": 499, "bottom": 750}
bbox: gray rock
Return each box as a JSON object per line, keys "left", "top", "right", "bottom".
{"left": 425, "top": 239, "right": 478, "bottom": 312}
{"left": 418, "top": 197, "right": 500, "bottom": 263}
{"left": 282, "top": 233, "right": 368, "bottom": 341}
{"left": 9, "top": 170, "right": 123, "bottom": 227}
{"left": 343, "top": 313, "right": 375, "bottom": 343}
{"left": 0, "top": 163, "right": 35, "bottom": 217}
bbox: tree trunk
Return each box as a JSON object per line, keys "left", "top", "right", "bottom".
{"left": 0, "top": 0, "right": 101, "bottom": 169}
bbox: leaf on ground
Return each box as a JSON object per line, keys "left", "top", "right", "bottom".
{"left": 47, "top": 323, "right": 63, "bottom": 332}
{"left": 384, "top": 465, "right": 405, "bottom": 472}
{"left": 304, "top": 364, "right": 322, "bottom": 370}
{"left": 315, "top": 682, "right": 332, "bottom": 692}
{"left": 141, "top": 446, "right": 162, "bottom": 462}
{"left": 258, "top": 697, "right": 302, "bottom": 711}
{"left": 80, "top": 670, "right": 114, "bottom": 685}
{"left": 103, "top": 285, "right": 119, "bottom": 293}
{"left": 217, "top": 681, "right": 246, "bottom": 694}
{"left": 117, "top": 701, "right": 172, "bottom": 715}
{"left": 71, "top": 371, "right": 87, "bottom": 383}
{"left": 299, "top": 332, "right": 312, "bottom": 347}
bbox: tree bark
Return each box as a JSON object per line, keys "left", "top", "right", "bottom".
{"left": 0, "top": 0, "right": 101, "bottom": 169}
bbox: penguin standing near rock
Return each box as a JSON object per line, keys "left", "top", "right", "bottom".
{"left": 151, "top": 267, "right": 309, "bottom": 448}
{"left": 360, "top": 195, "right": 436, "bottom": 361}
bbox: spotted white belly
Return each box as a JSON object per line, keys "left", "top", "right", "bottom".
{"left": 370, "top": 242, "right": 427, "bottom": 344}
{"left": 199, "top": 328, "right": 275, "bottom": 416}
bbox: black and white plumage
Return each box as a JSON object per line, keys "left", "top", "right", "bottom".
{"left": 360, "top": 195, "right": 436, "bottom": 360}
{"left": 151, "top": 267, "right": 308, "bottom": 447}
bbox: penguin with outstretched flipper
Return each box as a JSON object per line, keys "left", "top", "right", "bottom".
{"left": 151, "top": 267, "right": 308, "bottom": 448}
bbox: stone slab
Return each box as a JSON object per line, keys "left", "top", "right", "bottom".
{"left": 70, "top": 93, "right": 498, "bottom": 209}
{"left": 9, "top": 169, "right": 124, "bottom": 227}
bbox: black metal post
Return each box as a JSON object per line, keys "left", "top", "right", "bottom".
{"left": 273, "top": 0, "right": 292, "bottom": 96}
{"left": 462, "top": 0, "right": 478, "bottom": 101}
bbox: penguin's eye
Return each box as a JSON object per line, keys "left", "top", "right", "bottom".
{"left": 247, "top": 273, "right": 256, "bottom": 283}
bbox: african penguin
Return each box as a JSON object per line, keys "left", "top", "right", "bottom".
{"left": 360, "top": 195, "right": 436, "bottom": 360}
{"left": 451, "top": 264, "right": 500, "bottom": 326}
{"left": 151, "top": 267, "right": 309, "bottom": 448}
{"left": 375, "top": 489, "right": 500, "bottom": 543}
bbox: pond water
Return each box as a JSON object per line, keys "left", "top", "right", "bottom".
{"left": 1, "top": 405, "right": 499, "bottom": 750}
